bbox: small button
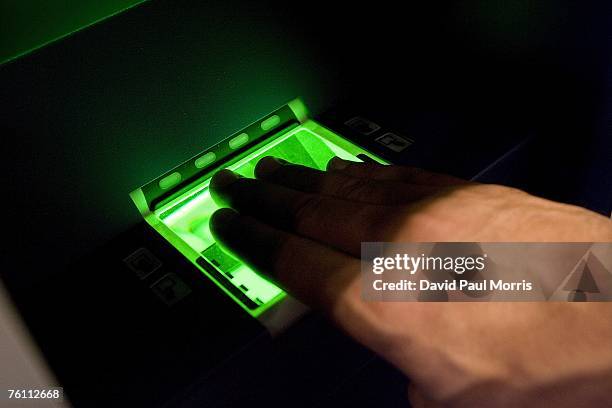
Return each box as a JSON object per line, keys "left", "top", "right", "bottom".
{"left": 123, "top": 247, "right": 162, "bottom": 279}
{"left": 150, "top": 273, "right": 192, "bottom": 306}
{"left": 159, "top": 172, "right": 182, "bottom": 190}
{"left": 261, "top": 115, "right": 281, "bottom": 131}
{"left": 195, "top": 152, "right": 216, "bottom": 168}
{"left": 375, "top": 132, "right": 414, "bottom": 152}
{"left": 344, "top": 116, "right": 380, "bottom": 135}
{"left": 229, "top": 133, "right": 249, "bottom": 149}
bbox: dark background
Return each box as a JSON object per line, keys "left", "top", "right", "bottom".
{"left": 1, "top": 1, "right": 610, "bottom": 406}
{"left": 0, "top": 0, "right": 146, "bottom": 64}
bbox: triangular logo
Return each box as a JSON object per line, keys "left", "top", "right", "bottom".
{"left": 549, "top": 247, "right": 612, "bottom": 301}
{"left": 563, "top": 261, "right": 600, "bottom": 293}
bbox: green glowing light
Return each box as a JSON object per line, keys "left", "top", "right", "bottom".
{"left": 157, "top": 124, "right": 368, "bottom": 314}
{"left": 194, "top": 152, "right": 217, "bottom": 169}
{"left": 260, "top": 115, "right": 281, "bottom": 131}
{"left": 133, "top": 101, "right": 386, "bottom": 317}
{"left": 229, "top": 133, "right": 249, "bottom": 150}
{"left": 158, "top": 172, "right": 182, "bottom": 190}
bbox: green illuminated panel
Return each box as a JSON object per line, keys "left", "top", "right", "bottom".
{"left": 148, "top": 121, "right": 383, "bottom": 317}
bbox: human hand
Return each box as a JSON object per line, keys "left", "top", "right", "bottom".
{"left": 208, "top": 157, "right": 612, "bottom": 407}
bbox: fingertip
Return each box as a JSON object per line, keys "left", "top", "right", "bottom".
{"left": 327, "top": 156, "right": 351, "bottom": 171}
{"left": 210, "top": 169, "right": 241, "bottom": 205}
{"left": 255, "top": 156, "right": 287, "bottom": 179}
{"left": 208, "top": 208, "right": 284, "bottom": 280}
{"left": 209, "top": 208, "right": 240, "bottom": 238}
{"left": 211, "top": 169, "right": 240, "bottom": 189}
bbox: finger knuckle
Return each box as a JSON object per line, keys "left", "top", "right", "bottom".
{"left": 292, "top": 194, "right": 325, "bottom": 230}
{"left": 333, "top": 177, "right": 374, "bottom": 200}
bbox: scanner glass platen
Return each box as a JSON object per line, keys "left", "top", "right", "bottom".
{"left": 131, "top": 101, "right": 385, "bottom": 317}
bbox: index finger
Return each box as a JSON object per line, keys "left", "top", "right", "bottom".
{"left": 209, "top": 208, "right": 361, "bottom": 310}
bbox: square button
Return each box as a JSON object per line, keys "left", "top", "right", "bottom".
{"left": 123, "top": 247, "right": 162, "bottom": 279}
{"left": 150, "top": 273, "right": 192, "bottom": 306}
{"left": 375, "top": 132, "right": 414, "bottom": 152}
{"left": 344, "top": 116, "right": 381, "bottom": 136}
